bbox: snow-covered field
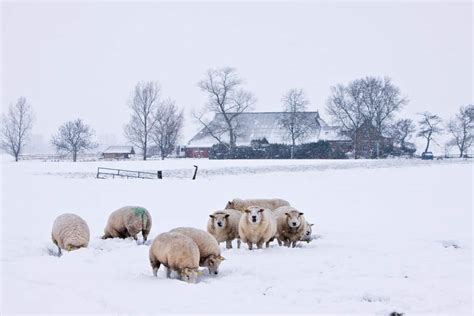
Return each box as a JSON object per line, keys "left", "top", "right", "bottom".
{"left": 1, "top": 157, "right": 472, "bottom": 315}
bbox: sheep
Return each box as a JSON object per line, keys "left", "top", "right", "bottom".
{"left": 238, "top": 206, "right": 277, "bottom": 250}
{"left": 207, "top": 209, "right": 242, "bottom": 249}
{"left": 274, "top": 206, "right": 306, "bottom": 248}
{"left": 149, "top": 232, "right": 200, "bottom": 283}
{"left": 170, "top": 227, "right": 225, "bottom": 275}
{"left": 51, "top": 213, "right": 90, "bottom": 255}
{"left": 300, "top": 221, "right": 314, "bottom": 243}
{"left": 225, "top": 198, "right": 290, "bottom": 212}
{"left": 102, "top": 206, "right": 152, "bottom": 242}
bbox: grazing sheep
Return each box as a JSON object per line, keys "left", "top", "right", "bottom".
{"left": 51, "top": 213, "right": 90, "bottom": 255}
{"left": 170, "top": 227, "right": 225, "bottom": 275}
{"left": 149, "top": 232, "right": 200, "bottom": 283}
{"left": 225, "top": 198, "right": 290, "bottom": 212}
{"left": 207, "top": 209, "right": 242, "bottom": 249}
{"left": 300, "top": 221, "right": 314, "bottom": 243}
{"left": 102, "top": 206, "right": 152, "bottom": 242}
{"left": 274, "top": 206, "right": 306, "bottom": 248}
{"left": 238, "top": 207, "right": 277, "bottom": 250}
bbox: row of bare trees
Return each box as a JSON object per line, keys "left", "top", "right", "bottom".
{"left": 124, "top": 81, "right": 184, "bottom": 160}
{"left": 1, "top": 68, "right": 472, "bottom": 161}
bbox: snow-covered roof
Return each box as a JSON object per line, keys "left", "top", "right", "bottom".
{"left": 187, "top": 112, "right": 350, "bottom": 148}
{"left": 102, "top": 146, "right": 135, "bottom": 154}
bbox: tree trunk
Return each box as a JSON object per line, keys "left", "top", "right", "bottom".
{"left": 143, "top": 147, "right": 147, "bottom": 160}
{"left": 73, "top": 151, "right": 77, "bottom": 162}
{"left": 291, "top": 138, "right": 296, "bottom": 159}
{"left": 424, "top": 137, "right": 431, "bottom": 153}
{"left": 353, "top": 131, "right": 358, "bottom": 159}
{"left": 15, "top": 153, "right": 19, "bottom": 162}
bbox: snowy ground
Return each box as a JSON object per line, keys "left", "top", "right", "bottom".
{"left": 1, "top": 157, "right": 472, "bottom": 315}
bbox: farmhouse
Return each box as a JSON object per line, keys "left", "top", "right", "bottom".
{"left": 102, "top": 146, "right": 135, "bottom": 159}
{"left": 185, "top": 112, "right": 351, "bottom": 158}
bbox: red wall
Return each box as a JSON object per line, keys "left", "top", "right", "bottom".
{"left": 185, "top": 148, "right": 210, "bottom": 158}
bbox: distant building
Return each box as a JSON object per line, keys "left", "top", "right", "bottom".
{"left": 186, "top": 111, "right": 351, "bottom": 158}
{"left": 102, "top": 146, "right": 135, "bottom": 159}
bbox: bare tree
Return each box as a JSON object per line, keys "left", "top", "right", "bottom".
{"left": 195, "top": 67, "right": 256, "bottom": 153}
{"left": 447, "top": 104, "right": 474, "bottom": 157}
{"left": 359, "top": 77, "right": 408, "bottom": 157}
{"left": 280, "top": 89, "right": 318, "bottom": 158}
{"left": 390, "top": 118, "right": 416, "bottom": 150}
{"left": 0, "top": 97, "right": 35, "bottom": 161}
{"left": 51, "top": 119, "right": 97, "bottom": 162}
{"left": 326, "top": 83, "right": 366, "bottom": 158}
{"left": 417, "top": 112, "right": 442, "bottom": 153}
{"left": 150, "top": 100, "right": 184, "bottom": 160}
{"left": 124, "top": 81, "right": 160, "bottom": 160}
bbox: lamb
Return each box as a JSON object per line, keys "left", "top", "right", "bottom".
{"left": 225, "top": 198, "right": 290, "bottom": 212}
{"left": 102, "top": 206, "right": 152, "bottom": 242}
{"left": 238, "top": 206, "right": 277, "bottom": 250}
{"left": 170, "top": 227, "right": 225, "bottom": 275}
{"left": 300, "top": 221, "right": 314, "bottom": 243}
{"left": 274, "top": 206, "right": 306, "bottom": 248}
{"left": 207, "top": 209, "right": 242, "bottom": 249}
{"left": 149, "top": 232, "right": 200, "bottom": 283}
{"left": 51, "top": 213, "right": 90, "bottom": 255}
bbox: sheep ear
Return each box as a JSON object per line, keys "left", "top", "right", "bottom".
{"left": 209, "top": 215, "right": 215, "bottom": 219}
{"left": 244, "top": 209, "right": 250, "bottom": 213}
{"left": 224, "top": 214, "right": 230, "bottom": 218}
{"left": 258, "top": 208, "right": 264, "bottom": 213}
{"left": 285, "top": 212, "right": 289, "bottom": 216}
{"left": 299, "top": 212, "right": 304, "bottom": 216}
{"left": 218, "top": 255, "right": 226, "bottom": 261}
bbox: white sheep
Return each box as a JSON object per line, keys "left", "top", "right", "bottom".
{"left": 225, "top": 198, "right": 290, "bottom": 212}
{"left": 51, "top": 213, "right": 90, "bottom": 255}
{"left": 274, "top": 206, "right": 306, "bottom": 248}
{"left": 170, "top": 227, "right": 225, "bottom": 275}
{"left": 207, "top": 209, "right": 242, "bottom": 249}
{"left": 149, "top": 232, "right": 200, "bottom": 283}
{"left": 238, "top": 206, "right": 276, "bottom": 250}
{"left": 300, "top": 221, "right": 314, "bottom": 243}
{"left": 102, "top": 206, "right": 152, "bottom": 242}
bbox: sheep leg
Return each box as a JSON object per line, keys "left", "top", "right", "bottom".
{"left": 151, "top": 260, "right": 160, "bottom": 277}
{"left": 277, "top": 239, "right": 282, "bottom": 246}
{"left": 142, "top": 230, "right": 149, "bottom": 242}
{"left": 57, "top": 246, "right": 62, "bottom": 256}
{"left": 247, "top": 242, "right": 253, "bottom": 250}
{"left": 291, "top": 241, "right": 297, "bottom": 248}
{"left": 226, "top": 240, "right": 233, "bottom": 249}
{"left": 237, "top": 239, "right": 241, "bottom": 249}
{"left": 165, "top": 267, "right": 172, "bottom": 279}
{"left": 257, "top": 242, "right": 264, "bottom": 249}
{"left": 265, "top": 240, "right": 271, "bottom": 248}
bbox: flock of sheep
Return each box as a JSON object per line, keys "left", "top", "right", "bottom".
{"left": 51, "top": 198, "right": 315, "bottom": 283}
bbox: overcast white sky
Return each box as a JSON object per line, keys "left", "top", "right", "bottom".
{"left": 1, "top": 1, "right": 472, "bottom": 150}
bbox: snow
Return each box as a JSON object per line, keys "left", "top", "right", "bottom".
{"left": 1, "top": 156, "right": 472, "bottom": 314}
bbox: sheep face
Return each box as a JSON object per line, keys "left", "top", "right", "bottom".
{"left": 180, "top": 268, "right": 198, "bottom": 283}
{"left": 225, "top": 201, "right": 234, "bottom": 209}
{"left": 286, "top": 211, "right": 304, "bottom": 228}
{"left": 244, "top": 207, "right": 264, "bottom": 224}
{"left": 203, "top": 255, "right": 225, "bottom": 275}
{"left": 302, "top": 223, "right": 314, "bottom": 242}
{"left": 210, "top": 213, "right": 230, "bottom": 230}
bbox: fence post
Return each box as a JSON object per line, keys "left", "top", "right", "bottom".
{"left": 157, "top": 171, "right": 162, "bottom": 179}
{"left": 96, "top": 168, "right": 100, "bottom": 179}
{"left": 192, "top": 165, "right": 198, "bottom": 180}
